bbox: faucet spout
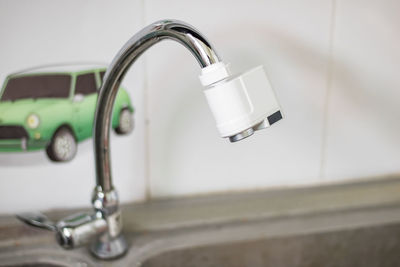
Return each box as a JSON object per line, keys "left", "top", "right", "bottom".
{"left": 94, "top": 19, "right": 222, "bottom": 193}
{"left": 92, "top": 19, "right": 282, "bottom": 259}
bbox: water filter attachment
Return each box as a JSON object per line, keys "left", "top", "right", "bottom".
{"left": 200, "top": 63, "right": 282, "bottom": 140}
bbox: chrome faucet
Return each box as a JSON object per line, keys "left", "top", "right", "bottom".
{"left": 17, "top": 19, "right": 282, "bottom": 259}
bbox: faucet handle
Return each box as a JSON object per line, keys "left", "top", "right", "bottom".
{"left": 18, "top": 211, "right": 108, "bottom": 249}
{"left": 54, "top": 212, "right": 108, "bottom": 248}
{"left": 17, "top": 212, "right": 57, "bottom": 231}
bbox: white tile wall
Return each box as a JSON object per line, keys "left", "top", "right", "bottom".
{"left": 0, "top": 0, "right": 399, "bottom": 214}
{"left": 0, "top": 0, "right": 147, "bottom": 213}
{"left": 323, "top": 0, "right": 400, "bottom": 180}
{"left": 144, "top": 0, "right": 332, "bottom": 197}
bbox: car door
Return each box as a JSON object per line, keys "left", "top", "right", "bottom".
{"left": 73, "top": 72, "right": 98, "bottom": 140}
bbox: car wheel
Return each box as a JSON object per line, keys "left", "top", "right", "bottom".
{"left": 115, "top": 108, "right": 134, "bottom": 135}
{"left": 46, "top": 127, "right": 77, "bottom": 162}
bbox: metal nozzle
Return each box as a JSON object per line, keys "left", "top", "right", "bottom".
{"left": 228, "top": 110, "right": 283, "bottom": 143}
{"left": 229, "top": 128, "right": 254, "bottom": 142}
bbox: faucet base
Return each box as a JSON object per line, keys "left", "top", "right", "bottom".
{"left": 90, "top": 233, "right": 128, "bottom": 260}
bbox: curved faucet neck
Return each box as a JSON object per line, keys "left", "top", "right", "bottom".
{"left": 93, "top": 20, "right": 222, "bottom": 193}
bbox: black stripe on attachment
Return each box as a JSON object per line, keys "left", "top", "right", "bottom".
{"left": 267, "top": 110, "right": 282, "bottom": 125}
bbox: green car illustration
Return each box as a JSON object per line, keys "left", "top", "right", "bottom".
{"left": 0, "top": 64, "right": 134, "bottom": 162}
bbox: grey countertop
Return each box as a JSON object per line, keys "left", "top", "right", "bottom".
{"left": 1, "top": 174, "right": 400, "bottom": 266}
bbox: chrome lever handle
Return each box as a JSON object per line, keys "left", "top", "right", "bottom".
{"left": 16, "top": 212, "right": 57, "bottom": 231}
{"left": 55, "top": 212, "right": 107, "bottom": 248}
{"left": 17, "top": 211, "right": 108, "bottom": 249}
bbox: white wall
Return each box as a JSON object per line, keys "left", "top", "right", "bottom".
{"left": 0, "top": 0, "right": 399, "bottom": 214}
{"left": 0, "top": 0, "right": 147, "bottom": 213}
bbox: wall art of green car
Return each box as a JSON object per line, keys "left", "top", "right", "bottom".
{"left": 0, "top": 64, "right": 134, "bottom": 162}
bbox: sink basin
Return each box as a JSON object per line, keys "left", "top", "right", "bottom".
{"left": 141, "top": 222, "right": 400, "bottom": 267}
{"left": 7, "top": 264, "right": 65, "bottom": 267}
{"left": 0, "top": 241, "right": 95, "bottom": 267}
{"left": 0, "top": 252, "right": 92, "bottom": 267}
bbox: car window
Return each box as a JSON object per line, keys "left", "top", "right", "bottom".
{"left": 99, "top": 71, "right": 105, "bottom": 83}
{"left": 1, "top": 74, "right": 71, "bottom": 101}
{"left": 98, "top": 71, "right": 107, "bottom": 89}
{"left": 75, "top": 73, "right": 97, "bottom": 96}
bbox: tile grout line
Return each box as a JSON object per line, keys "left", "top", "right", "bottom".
{"left": 141, "top": 0, "right": 151, "bottom": 201}
{"left": 319, "top": 0, "right": 337, "bottom": 181}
